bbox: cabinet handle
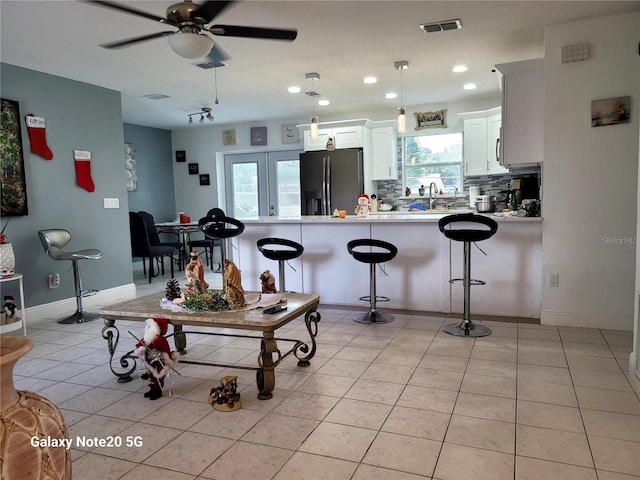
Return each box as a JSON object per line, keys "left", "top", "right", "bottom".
{"left": 496, "top": 138, "right": 500, "bottom": 164}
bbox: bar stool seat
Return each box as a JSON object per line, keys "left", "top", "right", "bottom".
{"left": 347, "top": 238, "right": 397, "bottom": 324}
{"left": 199, "top": 213, "right": 245, "bottom": 270}
{"left": 257, "top": 238, "right": 304, "bottom": 292}
{"left": 439, "top": 213, "right": 498, "bottom": 337}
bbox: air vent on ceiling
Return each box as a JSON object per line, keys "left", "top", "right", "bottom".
{"left": 305, "top": 91, "right": 320, "bottom": 97}
{"left": 142, "top": 93, "right": 170, "bottom": 100}
{"left": 194, "top": 61, "right": 226, "bottom": 69}
{"left": 420, "top": 19, "right": 462, "bottom": 33}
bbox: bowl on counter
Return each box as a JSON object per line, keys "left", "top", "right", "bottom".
{"left": 378, "top": 204, "right": 393, "bottom": 211}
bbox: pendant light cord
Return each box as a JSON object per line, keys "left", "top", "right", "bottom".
{"left": 214, "top": 66, "right": 219, "bottom": 105}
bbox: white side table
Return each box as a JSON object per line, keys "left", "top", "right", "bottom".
{"left": 0, "top": 274, "right": 27, "bottom": 335}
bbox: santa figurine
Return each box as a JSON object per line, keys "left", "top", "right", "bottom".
{"left": 135, "top": 317, "right": 179, "bottom": 400}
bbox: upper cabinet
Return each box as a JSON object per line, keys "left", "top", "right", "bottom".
{"left": 459, "top": 107, "right": 508, "bottom": 176}
{"left": 370, "top": 125, "right": 398, "bottom": 180}
{"left": 303, "top": 125, "right": 364, "bottom": 151}
{"left": 495, "top": 58, "right": 544, "bottom": 167}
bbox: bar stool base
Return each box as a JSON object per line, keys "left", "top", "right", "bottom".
{"left": 353, "top": 310, "right": 394, "bottom": 324}
{"left": 443, "top": 320, "right": 491, "bottom": 337}
{"left": 58, "top": 311, "right": 102, "bottom": 324}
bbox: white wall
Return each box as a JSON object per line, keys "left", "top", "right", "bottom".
{"left": 542, "top": 12, "right": 639, "bottom": 330}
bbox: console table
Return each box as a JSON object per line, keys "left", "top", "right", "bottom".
{"left": 99, "top": 291, "right": 321, "bottom": 399}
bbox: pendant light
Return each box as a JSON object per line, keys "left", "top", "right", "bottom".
{"left": 394, "top": 61, "right": 409, "bottom": 133}
{"left": 306, "top": 72, "right": 320, "bottom": 140}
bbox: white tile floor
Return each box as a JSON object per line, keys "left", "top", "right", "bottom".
{"left": 8, "top": 268, "right": 640, "bottom": 480}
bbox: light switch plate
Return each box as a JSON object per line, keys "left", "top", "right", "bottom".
{"left": 104, "top": 198, "right": 120, "bottom": 209}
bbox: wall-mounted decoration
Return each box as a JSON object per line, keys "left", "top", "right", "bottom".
{"left": 188, "top": 163, "right": 199, "bottom": 175}
{"left": 250, "top": 127, "right": 268, "bottom": 146}
{"left": 414, "top": 109, "right": 447, "bottom": 130}
{"left": 223, "top": 129, "right": 236, "bottom": 146}
{"left": 199, "top": 174, "right": 210, "bottom": 186}
{"left": 591, "top": 96, "right": 631, "bottom": 127}
{"left": 175, "top": 150, "right": 186, "bottom": 162}
{"left": 124, "top": 143, "right": 137, "bottom": 191}
{"left": 281, "top": 124, "right": 299, "bottom": 144}
{"left": 0, "top": 99, "right": 28, "bottom": 215}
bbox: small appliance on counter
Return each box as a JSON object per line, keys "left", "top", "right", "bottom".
{"left": 475, "top": 195, "right": 497, "bottom": 213}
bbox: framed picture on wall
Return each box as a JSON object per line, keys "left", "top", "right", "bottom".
{"left": 199, "top": 174, "right": 210, "bottom": 186}
{"left": 281, "top": 124, "right": 300, "bottom": 144}
{"left": 188, "top": 163, "right": 199, "bottom": 175}
{"left": 250, "top": 126, "right": 267, "bottom": 146}
{"left": 175, "top": 150, "right": 186, "bottom": 162}
{"left": 0, "top": 98, "right": 29, "bottom": 216}
{"left": 223, "top": 129, "right": 236, "bottom": 146}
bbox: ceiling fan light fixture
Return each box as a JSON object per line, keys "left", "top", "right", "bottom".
{"left": 167, "top": 32, "right": 214, "bottom": 59}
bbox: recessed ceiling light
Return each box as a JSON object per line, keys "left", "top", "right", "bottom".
{"left": 318, "top": 99, "right": 330, "bottom": 106}
{"left": 452, "top": 65, "right": 468, "bottom": 73}
{"left": 463, "top": 83, "right": 477, "bottom": 90}
{"left": 288, "top": 86, "right": 301, "bottom": 93}
{"left": 385, "top": 92, "right": 398, "bottom": 99}
{"left": 363, "top": 76, "right": 378, "bottom": 84}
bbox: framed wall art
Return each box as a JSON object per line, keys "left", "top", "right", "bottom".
{"left": 223, "top": 129, "right": 236, "bottom": 146}
{"left": 199, "top": 174, "right": 210, "bottom": 186}
{"left": 1, "top": 98, "right": 29, "bottom": 216}
{"left": 415, "top": 109, "right": 447, "bottom": 130}
{"left": 188, "top": 163, "right": 199, "bottom": 175}
{"left": 591, "top": 96, "right": 631, "bottom": 127}
{"left": 250, "top": 126, "right": 267, "bottom": 146}
{"left": 175, "top": 150, "right": 186, "bottom": 162}
{"left": 281, "top": 124, "right": 300, "bottom": 144}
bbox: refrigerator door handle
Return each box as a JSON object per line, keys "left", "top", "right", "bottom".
{"left": 321, "top": 156, "right": 328, "bottom": 215}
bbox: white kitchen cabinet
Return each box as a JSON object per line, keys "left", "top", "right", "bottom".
{"left": 495, "top": 58, "right": 544, "bottom": 167}
{"left": 460, "top": 107, "right": 508, "bottom": 176}
{"left": 303, "top": 125, "right": 364, "bottom": 151}
{"left": 370, "top": 125, "right": 398, "bottom": 180}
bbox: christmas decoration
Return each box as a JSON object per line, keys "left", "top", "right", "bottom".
{"left": 183, "top": 290, "right": 228, "bottom": 312}
{"left": 25, "top": 114, "right": 53, "bottom": 160}
{"left": 185, "top": 250, "right": 208, "bottom": 292}
{"left": 165, "top": 278, "right": 181, "bottom": 301}
{"left": 134, "top": 318, "right": 179, "bottom": 400}
{"left": 73, "top": 149, "right": 95, "bottom": 192}
{"left": 208, "top": 375, "right": 242, "bottom": 412}
{"left": 260, "top": 270, "right": 277, "bottom": 293}
{"left": 224, "top": 259, "right": 245, "bottom": 309}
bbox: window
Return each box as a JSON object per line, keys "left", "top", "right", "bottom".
{"left": 404, "top": 133, "right": 463, "bottom": 194}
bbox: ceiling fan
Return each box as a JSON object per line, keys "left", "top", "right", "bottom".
{"left": 90, "top": 0, "right": 298, "bottom": 61}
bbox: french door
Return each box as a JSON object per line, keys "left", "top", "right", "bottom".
{"left": 224, "top": 150, "right": 302, "bottom": 218}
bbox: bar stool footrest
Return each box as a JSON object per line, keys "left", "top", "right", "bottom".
{"left": 80, "top": 289, "right": 99, "bottom": 297}
{"left": 449, "top": 278, "right": 485, "bottom": 286}
{"left": 358, "top": 295, "right": 390, "bottom": 303}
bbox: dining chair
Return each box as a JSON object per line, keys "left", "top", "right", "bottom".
{"left": 129, "top": 212, "right": 176, "bottom": 283}
{"left": 137, "top": 210, "right": 183, "bottom": 269}
{"left": 188, "top": 208, "right": 224, "bottom": 270}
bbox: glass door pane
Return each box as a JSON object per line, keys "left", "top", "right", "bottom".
{"left": 268, "top": 151, "right": 300, "bottom": 217}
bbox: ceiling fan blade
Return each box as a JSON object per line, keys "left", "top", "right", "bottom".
{"left": 209, "top": 24, "right": 297, "bottom": 41}
{"left": 89, "top": 1, "right": 176, "bottom": 26}
{"left": 192, "top": 1, "right": 235, "bottom": 24}
{"left": 100, "top": 31, "right": 175, "bottom": 49}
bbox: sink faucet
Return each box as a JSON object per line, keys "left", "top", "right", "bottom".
{"left": 429, "top": 182, "right": 438, "bottom": 210}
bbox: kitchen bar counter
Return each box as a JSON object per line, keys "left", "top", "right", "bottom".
{"left": 230, "top": 213, "right": 541, "bottom": 319}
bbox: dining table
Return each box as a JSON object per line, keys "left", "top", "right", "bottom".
{"left": 155, "top": 221, "right": 199, "bottom": 268}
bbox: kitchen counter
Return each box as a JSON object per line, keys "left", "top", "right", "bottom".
{"left": 230, "top": 213, "right": 541, "bottom": 319}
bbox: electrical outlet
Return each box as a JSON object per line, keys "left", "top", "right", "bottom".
{"left": 48, "top": 273, "right": 60, "bottom": 289}
{"left": 549, "top": 272, "right": 559, "bottom": 288}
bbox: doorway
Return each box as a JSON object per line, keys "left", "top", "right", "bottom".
{"left": 224, "top": 150, "right": 302, "bottom": 218}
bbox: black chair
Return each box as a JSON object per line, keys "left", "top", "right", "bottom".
{"left": 188, "top": 208, "right": 224, "bottom": 270}
{"left": 137, "top": 211, "right": 183, "bottom": 268}
{"left": 199, "top": 213, "right": 245, "bottom": 268}
{"left": 38, "top": 229, "right": 103, "bottom": 324}
{"left": 438, "top": 213, "right": 498, "bottom": 337}
{"left": 129, "top": 212, "right": 176, "bottom": 283}
{"left": 257, "top": 238, "right": 304, "bottom": 292}
{"left": 347, "top": 239, "right": 398, "bottom": 324}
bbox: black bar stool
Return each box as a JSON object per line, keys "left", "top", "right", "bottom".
{"left": 199, "top": 213, "right": 245, "bottom": 270}
{"left": 257, "top": 238, "right": 304, "bottom": 292}
{"left": 347, "top": 239, "right": 398, "bottom": 324}
{"left": 438, "top": 213, "right": 498, "bottom": 337}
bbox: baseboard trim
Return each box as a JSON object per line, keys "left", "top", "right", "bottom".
{"left": 27, "top": 283, "right": 137, "bottom": 322}
{"left": 540, "top": 309, "right": 633, "bottom": 331}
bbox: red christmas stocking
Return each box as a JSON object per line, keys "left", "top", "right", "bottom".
{"left": 25, "top": 114, "right": 53, "bottom": 160}
{"left": 74, "top": 150, "right": 95, "bottom": 192}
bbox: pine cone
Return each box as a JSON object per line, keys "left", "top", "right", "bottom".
{"left": 165, "top": 278, "right": 181, "bottom": 300}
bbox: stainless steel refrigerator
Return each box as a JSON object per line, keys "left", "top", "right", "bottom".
{"left": 299, "top": 148, "right": 364, "bottom": 215}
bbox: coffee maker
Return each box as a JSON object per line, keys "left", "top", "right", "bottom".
{"left": 510, "top": 175, "right": 540, "bottom": 216}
